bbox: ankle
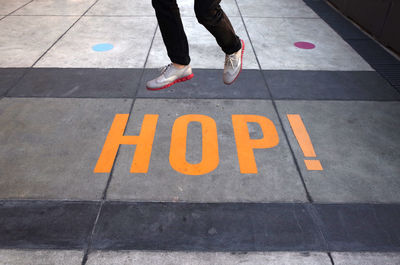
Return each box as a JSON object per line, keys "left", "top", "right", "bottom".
{"left": 172, "top": 63, "right": 187, "bottom": 69}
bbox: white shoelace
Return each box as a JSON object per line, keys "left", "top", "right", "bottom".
{"left": 225, "top": 54, "right": 238, "bottom": 69}
{"left": 159, "top": 63, "right": 173, "bottom": 75}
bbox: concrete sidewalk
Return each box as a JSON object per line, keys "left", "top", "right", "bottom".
{"left": 0, "top": 0, "right": 399, "bottom": 264}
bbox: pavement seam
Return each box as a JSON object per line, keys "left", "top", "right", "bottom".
{"left": 328, "top": 252, "right": 335, "bottom": 265}
{"left": 80, "top": 22, "right": 159, "bottom": 265}
{"left": 0, "top": 0, "right": 34, "bottom": 19}
{"left": 305, "top": 204, "right": 329, "bottom": 250}
{"left": 30, "top": 0, "right": 101, "bottom": 68}
{"left": 2, "top": 0, "right": 101, "bottom": 99}
{"left": 1, "top": 68, "right": 31, "bottom": 100}
{"left": 234, "top": 0, "right": 314, "bottom": 203}
{"left": 0, "top": 1, "right": 35, "bottom": 96}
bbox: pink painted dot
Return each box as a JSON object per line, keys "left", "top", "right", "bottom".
{"left": 294, "top": 41, "right": 316, "bottom": 49}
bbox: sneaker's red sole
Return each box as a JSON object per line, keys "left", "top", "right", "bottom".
{"left": 224, "top": 39, "right": 245, "bottom": 85}
{"left": 147, "top": 73, "right": 194, "bottom": 91}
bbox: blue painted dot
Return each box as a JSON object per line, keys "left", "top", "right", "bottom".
{"left": 92, "top": 43, "right": 114, "bottom": 52}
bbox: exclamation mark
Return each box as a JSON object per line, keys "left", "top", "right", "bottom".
{"left": 287, "top": 114, "right": 323, "bottom": 171}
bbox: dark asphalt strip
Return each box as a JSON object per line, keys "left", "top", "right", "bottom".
{"left": 0, "top": 200, "right": 399, "bottom": 252}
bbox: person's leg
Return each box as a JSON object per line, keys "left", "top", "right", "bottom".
{"left": 194, "top": 0, "right": 241, "bottom": 55}
{"left": 147, "top": 0, "right": 193, "bottom": 90}
{"left": 194, "top": 0, "right": 244, "bottom": 85}
{"left": 152, "top": 0, "right": 190, "bottom": 65}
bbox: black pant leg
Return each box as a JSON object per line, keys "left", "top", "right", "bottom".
{"left": 152, "top": 0, "right": 190, "bottom": 65}
{"left": 194, "top": 0, "right": 241, "bottom": 54}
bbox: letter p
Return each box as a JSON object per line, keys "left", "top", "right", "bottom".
{"left": 232, "top": 115, "right": 279, "bottom": 174}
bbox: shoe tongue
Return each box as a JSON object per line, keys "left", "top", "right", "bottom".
{"left": 226, "top": 56, "right": 237, "bottom": 68}
{"left": 159, "top": 67, "right": 175, "bottom": 82}
{"left": 164, "top": 64, "right": 176, "bottom": 76}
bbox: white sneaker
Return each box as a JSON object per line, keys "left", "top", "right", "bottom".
{"left": 223, "top": 39, "right": 244, "bottom": 85}
{"left": 146, "top": 63, "right": 194, "bottom": 90}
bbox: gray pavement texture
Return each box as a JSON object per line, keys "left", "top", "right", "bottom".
{"left": 92, "top": 202, "right": 324, "bottom": 251}
{"left": 0, "top": 200, "right": 99, "bottom": 249}
{"left": 277, "top": 101, "right": 400, "bottom": 203}
{"left": 86, "top": 251, "right": 332, "bottom": 265}
{"left": 315, "top": 204, "right": 400, "bottom": 251}
{"left": 35, "top": 16, "right": 158, "bottom": 68}
{"left": 3, "top": 67, "right": 400, "bottom": 100}
{"left": 1, "top": 200, "right": 399, "bottom": 252}
{"left": 12, "top": 0, "right": 96, "bottom": 15}
{"left": 243, "top": 16, "right": 372, "bottom": 71}
{"left": 0, "top": 15, "right": 78, "bottom": 67}
{"left": 0, "top": 0, "right": 31, "bottom": 15}
{"left": 0, "top": 68, "right": 27, "bottom": 97}
{"left": 0, "top": 250, "right": 83, "bottom": 265}
{"left": 8, "top": 68, "right": 143, "bottom": 98}
{"left": 332, "top": 252, "right": 400, "bottom": 265}
{"left": 0, "top": 98, "right": 132, "bottom": 200}
{"left": 2, "top": 250, "right": 400, "bottom": 265}
{"left": 264, "top": 70, "right": 400, "bottom": 100}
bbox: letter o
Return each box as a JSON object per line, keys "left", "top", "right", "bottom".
{"left": 169, "top": 114, "right": 219, "bottom": 175}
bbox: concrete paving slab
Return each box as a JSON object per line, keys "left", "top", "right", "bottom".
{"left": 13, "top": 0, "right": 96, "bottom": 16}
{"left": 107, "top": 99, "right": 307, "bottom": 202}
{"left": 0, "top": 98, "right": 132, "bottom": 200}
{"left": 0, "top": 68, "right": 27, "bottom": 97}
{"left": 92, "top": 202, "right": 323, "bottom": 250}
{"left": 0, "top": 16, "right": 78, "bottom": 67}
{"left": 315, "top": 204, "right": 400, "bottom": 251}
{"left": 35, "top": 16, "right": 157, "bottom": 68}
{"left": 146, "top": 17, "right": 258, "bottom": 69}
{"left": 263, "top": 70, "right": 400, "bottom": 100}
{"left": 0, "top": 200, "right": 99, "bottom": 249}
{"left": 87, "top": 251, "right": 331, "bottom": 264}
{"left": 0, "top": 0, "right": 31, "bottom": 15}
{"left": 237, "top": 0, "right": 318, "bottom": 18}
{"left": 0, "top": 249, "right": 83, "bottom": 265}
{"left": 332, "top": 252, "right": 400, "bottom": 265}
{"left": 244, "top": 17, "right": 373, "bottom": 71}
{"left": 178, "top": 0, "right": 239, "bottom": 17}
{"left": 137, "top": 69, "right": 269, "bottom": 99}
{"left": 87, "top": 0, "right": 154, "bottom": 16}
{"left": 276, "top": 101, "right": 400, "bottom": 203}
{"left": 8, "top": 68, "right": 142, "bottom": 98}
